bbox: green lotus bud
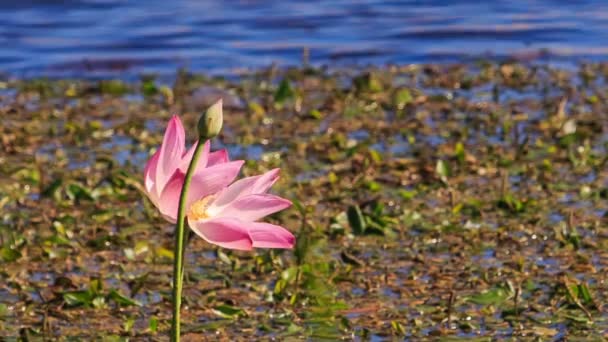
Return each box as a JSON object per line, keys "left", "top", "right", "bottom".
{"left": 198, "top": 99, "right": 223, "bottom": 139}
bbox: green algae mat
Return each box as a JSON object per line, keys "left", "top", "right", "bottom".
{"left": 1, "top": 62, "right": 607, "bottom": 340}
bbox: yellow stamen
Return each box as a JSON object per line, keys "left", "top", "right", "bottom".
{"left": 188, "top": 195, "right": 216, "bottom": 221}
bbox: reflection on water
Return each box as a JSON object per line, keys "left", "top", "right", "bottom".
{"left": 1, "top": 0, "right": 608, "bottom": 77}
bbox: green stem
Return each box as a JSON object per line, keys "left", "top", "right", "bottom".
{"left": 171, "top": 141, "right": 205, "bottom": 342}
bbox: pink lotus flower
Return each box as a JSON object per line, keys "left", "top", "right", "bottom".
{"left": 144, "top": 116, "right": 294, "bottom": 250}
{"left": 143, "top": 115, "right": 241, "bottom": 223}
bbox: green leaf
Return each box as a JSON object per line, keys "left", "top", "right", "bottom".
{"left": 92, "top": 210, "right": 115, "bottom": 223}
{"left": 369, "top": 149, "right": 383, "bottom": 163}
{"left": 309, "top": 109, "right": 322, "bottom": 119}
{"left": 0, "top": 303, "right": 8, "bottom": 318}
{"left": 274, "top": 278, "right": 288, "bottom": 295}
{"left": 148, "top": 316, "right": 158, "bottom": 332}
{"left": 364, "top": 219, "right": 389, "bottom": 236}
{"left": 354, "top": 73, "right": 383, "bottom": 93}
{"left": 142, "top": 78, "right": 158, "bottom": 96}
{"left": 63, "top": 290, "right": 93, "bottom": 307}
{"left": 89, "top": 278, "right": 103, "bottom": 295}
{"left": 155, "top": 246, "right": 174, "bottom": 260}
{"left": 41, "top": 179, "right": 62, "bottom": 198}
{"left": 286, "top": 323, "right": 304, "bottom": 334}
{"left": 563, "top": 313, "right": 591, "bottom": 324}
{"left": 466, "top": 287, "right": 510, "bottom": 306}
{"left": 394, "top": 88, "right": 413, "bottom": 109}
{"left": 532, "top": 327, "right": 559, "bottom": 338}
{"left": 366, "top": 180, "right": 381, "bottom": 192}
{"left": 398, "top": 189, "right": 417, "bottom": 201}
{"left": 212, "top": 304, "right": 245, "bottom": 319}
{"left": 391, "top": 320, "right": 406, "bottom": 335}
{"left": 274, "top": 79, "right": 294, "bottom": 104}
{"left": 281, "top": 266, "right": 299, "bottom": 282}
{"left": 100, "top": 80, "right": 129, "bottom": 96}
{"left": 291, "top": 198, "right": 306, "bottom": 216}
{"left": 66, "top": 183, "right": 94, "bottom": 201}
{"left": 46, "top": 234, "right": 72, "bottom": 246}
{"left": 12, "top": 167, "right": 40, "bottom": 184}
{"left": 347, "top": 205, "right": 366, "bottom": 235}
{"left": 107, "top": 289, "right": 141, "bottom": 307}
{"left": 123, "top": 316, "right": 136, "bottom": 332}
{"left": 436, "top": 159, "right": 450, "bottom": 184}
{"left": 52, "top": 220, "right": 66, "bottom": 236}
{"left": 328, "top": 171, "right": 338, "bottom": 184}
{"left": 576, "top": 283, "right": 595, "bottom": 306}
{"left": 248, "top": 101, "right": 265, "bottom": 115}
{"left": 92, "top": 296, "right": 107, "bottom": 309}
{"left": 217, "top": 250, "right": 232, "bottom": 265}
{"left": 455, "top": 142, "right": 466, "bottom": 164}
{"left": 124, "top": 248, "right": 135, "bottom": 261}
{"left": 0, "top": 247, "right": 21, "bottom": 262}
{"left": 100, "top": 335, "right": 128, "bottom": 342}
{"left": 497, "top": 193, "right": 526, "bottom": 214}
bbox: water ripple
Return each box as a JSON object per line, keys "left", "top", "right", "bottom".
{"left": 1, "top": 0, "right": 608, "bottom": 77}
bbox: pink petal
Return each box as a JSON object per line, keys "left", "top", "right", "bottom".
{"left": 188, "top": 217, "right": 294, "bottom": 250}
{"left": 155, "top": 116, "right": 185, "bottom": 195}
{"left": 211, "top": 168, "right": 281, "bottom": 208}
{"left": 143, "top": 148, "right": 161, "bottom": 205}
{"left": 178, "top": 140, "right": 210, "bottom": 174}
{"left": 185, "top": 160, "right": 244, "bottom": 207}
{"left": 211, "top": 194, "right": 291, "bottom": 222}
{"left": 251, "top": 168, "right": 282, "bottom": 194}
{"left": 188, "top": 217, "right": 252, "bottom": 250}
{"left": 207, "top": 149, "right": 229, "bottom": 166}
{"left": 157, "top": 172, "right": 185, "bottom": 223}
{"left": 249, "top": 221, "right": 295, "bottom": 249}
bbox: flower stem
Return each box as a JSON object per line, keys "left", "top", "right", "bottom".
{"left": 171, "top": 141, "right": 205, "bottom": 342}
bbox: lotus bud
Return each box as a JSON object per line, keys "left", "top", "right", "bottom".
{"left": 198, "top": 99, "right": 223, "bottom": 139}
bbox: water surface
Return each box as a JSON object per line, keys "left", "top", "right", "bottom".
{"left": 2, "top": 0, "right": 608, "bottom": 77}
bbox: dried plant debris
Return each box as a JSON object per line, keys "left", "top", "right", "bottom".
{"left": 1, "top": 62, "right": 608, "bottom": 340}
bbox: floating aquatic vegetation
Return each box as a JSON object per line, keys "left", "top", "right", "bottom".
{"left": 1, "top": 62, "right": 607, "bottom": 339}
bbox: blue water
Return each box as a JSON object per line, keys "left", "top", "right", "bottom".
{"left": 2, "top": 0, "right": 608, "bottom": 78}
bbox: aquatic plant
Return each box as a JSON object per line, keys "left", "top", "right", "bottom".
{"left": 143, "top": 100, "right": 294, "bottom": 341}
{"left": 4, "top": 63, "right": 608, "bottom": 340}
